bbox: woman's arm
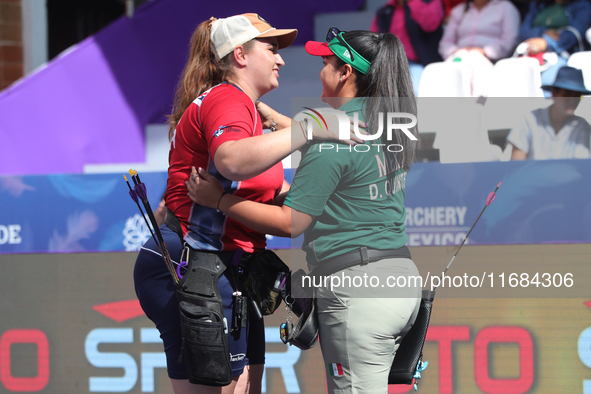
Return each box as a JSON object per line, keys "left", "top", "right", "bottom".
{"left": 214, "top": 109, "right": 365, "bottom": 181}
{"left": 256, "top": 101, "right": 292, "bottom": 131}
{"left": 275, "top": 179, "right": 291, "bottom": 206}
{"left": 186, "top": 167, "right": 313, "bottom": 238}
{"left": 510, "top": 145, "right": 527, "bottom": 160}
{"left": 214, "top": 128, "right": 302, "bottom": 181}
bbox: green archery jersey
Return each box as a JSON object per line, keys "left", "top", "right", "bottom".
{"left": 284, "top": 98, "right": 408, "bottom": 269}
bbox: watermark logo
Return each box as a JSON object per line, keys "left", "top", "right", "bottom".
{"left": 302, "top": 107, "right": 328, "bottom": 134}
{"left": 301, "top": 108, "right": 418, "bottom": 143}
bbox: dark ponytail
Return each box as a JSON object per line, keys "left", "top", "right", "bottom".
{"left": 340, "top": 31, "right": 419, "bottom": 170}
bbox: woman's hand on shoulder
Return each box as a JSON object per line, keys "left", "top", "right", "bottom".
{"left": 256, "top": 101, "right": 292, "bottom": 131}
{"left": 186, "top": 166, "right": 224, "bottom": 209}
{"left": 256, "top": 101, "right": 279, "bottom": 129}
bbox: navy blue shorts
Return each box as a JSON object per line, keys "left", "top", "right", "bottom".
{"left": 133, "top": 225, "right": 265, "bottom": 379}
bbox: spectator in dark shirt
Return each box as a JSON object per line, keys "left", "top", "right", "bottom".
{"left": 518, "top": 0, "right": 591, "bottom": 96}
{"left": 371, "top": 0, "right": 445, "bottom": 95}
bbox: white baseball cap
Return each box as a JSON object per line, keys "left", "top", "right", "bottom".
{"left": 210, "top": 13, "right": 297, "bottom": 61}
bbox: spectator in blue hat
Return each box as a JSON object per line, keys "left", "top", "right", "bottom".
{"left": 508, "top": 66, "right": 591, "bottom": 160}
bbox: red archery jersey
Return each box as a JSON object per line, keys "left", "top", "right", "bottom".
{"left": 165, "top": 83, "right": 283, "bottom": 252}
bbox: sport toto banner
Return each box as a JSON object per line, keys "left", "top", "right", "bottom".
{"left": 1, "top": 246, "right": 591, "bottom": 393}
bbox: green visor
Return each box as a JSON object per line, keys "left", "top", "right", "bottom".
{"left": 327, "top": 33, "right": 371, "bottom": 75}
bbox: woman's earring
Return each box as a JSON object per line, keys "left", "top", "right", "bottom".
{"left": 340, "top": 77, "right": 343, "bottom": 82}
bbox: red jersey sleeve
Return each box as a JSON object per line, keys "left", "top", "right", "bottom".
{"left": 199, "top": 85, "right": 259, "bottom": 159}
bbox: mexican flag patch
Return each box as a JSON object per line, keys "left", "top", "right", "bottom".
{"left": 329, "top": 363, "right": 344, "bottom": 376}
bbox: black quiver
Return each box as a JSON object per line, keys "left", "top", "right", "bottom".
{"left": 388, "top": 290, "right": 435, "bottom": 385}
{"left": 176, "top": 250, "right": 232, "bottom": 386}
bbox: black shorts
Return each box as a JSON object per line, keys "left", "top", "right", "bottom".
{"left": 133, "top": 225, "right": 265, "bottom": 379}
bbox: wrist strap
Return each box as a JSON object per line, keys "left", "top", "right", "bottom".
{"left": 217, "top": 192, "right": 228, "bottom": 211}
{"left": 271, "top": 113, "right": 282, "bottom": 132}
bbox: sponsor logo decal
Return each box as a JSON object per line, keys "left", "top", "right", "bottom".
{"left": 230, "top": 353, "right": 246, "bottom": 362}
{"left": 214, "top": 126, "right": 226, "bottom": 138}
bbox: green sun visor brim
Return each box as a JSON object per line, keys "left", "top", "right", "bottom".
{"left": 327, "top": 33, "right": 371, "bottom": 75}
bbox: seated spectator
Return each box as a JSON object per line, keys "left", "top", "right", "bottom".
{"left": 371, "top": 0, "right": 445, "bottom": 95}
{"left": 439, "top": 0, "right": 521, "bottom": 96}
{"left": 518, "top": 0, "right": 591, "bottom": 97}
{"left": 508, "top": 66, "right": 591, "bottom": 160}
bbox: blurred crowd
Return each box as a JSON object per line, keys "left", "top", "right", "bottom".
{"left": 371, "top": 0, "right": 591, "bottom": 160}
{"left": 371, "top": 0, "right": 591, "bottom": 96}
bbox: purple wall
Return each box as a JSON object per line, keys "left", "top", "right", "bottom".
{"left": 0, "top": 0, "right": 364, "bottom": 176}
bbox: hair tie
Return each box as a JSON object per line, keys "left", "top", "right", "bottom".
{"left": 379, "top": 33, "right": 385, "bottom": 40}
{"left": 209, "top": 16, "right": 217, "bottom": 27}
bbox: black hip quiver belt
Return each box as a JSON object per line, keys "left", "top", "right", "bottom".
{"left": 176, "top": 249, "right": 232, "bottom": 386}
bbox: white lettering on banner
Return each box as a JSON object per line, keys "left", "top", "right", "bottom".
{"left": 456, "top": 206, "right": 467, "bottom": 225}
{"left": 407, "top": 232, "right": 467, "bottom": 246}
{"left": 406, "top": 207, "right": 467, "bottom": 227}
{"left": 406, "top": 206, "right": 470, "bottom": 246}
{"left": 85, "top": 326, "right": 301, "bottom": 393}
{"left": 578, "top": 327, "right": 591, "bottom": 393}
{"left": 85, "top": 327, "right": 166, "bottom": 393}
{"left": 0, "top": 225, "right": 22, "bottom": 245}
{"left": 86, "top": 328, "right": 137, "bottom": 392}
{"left": 140, "top": 328, "right": 167, "bottom": 393}
{"left": 262, "top": 327, "right": 302, "bottom": 393}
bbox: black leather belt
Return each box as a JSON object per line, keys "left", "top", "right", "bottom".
{"left": 312, "top": 246, "right": 411, "bottom": 277}
{"left": 166, "top": 207, "right": 409, "bottom": 275}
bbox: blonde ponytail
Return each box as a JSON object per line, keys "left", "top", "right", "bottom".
{"left": 167, "top": 19, "right": 223, "bottom": 140}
